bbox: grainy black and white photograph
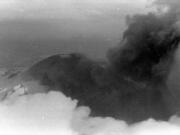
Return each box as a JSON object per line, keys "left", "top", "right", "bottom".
{"left": 0, "top": 0, "right": 180, "bottom": 134}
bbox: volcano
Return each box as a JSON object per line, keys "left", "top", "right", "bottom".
{"left": 19, "top": 10, "right": 180, "bottom": 123}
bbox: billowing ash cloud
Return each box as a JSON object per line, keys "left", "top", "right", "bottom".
{"left": 19, "top": 0, "right": 180, "bottom": 124}
{"left": 108, "top": 12, "right": 180, "bottom": 82}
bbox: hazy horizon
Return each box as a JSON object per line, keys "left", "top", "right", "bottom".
{"left": 0, "top": 0, "right": 153, "bottom": 68}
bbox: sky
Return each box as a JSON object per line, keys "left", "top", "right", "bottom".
{"left": 0, "top": 0, "right": 150, "bottom": 19}
{"left": 0, "top": 0, "right": 153, "bottom": 68}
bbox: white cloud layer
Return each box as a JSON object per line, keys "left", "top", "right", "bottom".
{"left": 0, "top": 85, "right": 180, "bottom": 135}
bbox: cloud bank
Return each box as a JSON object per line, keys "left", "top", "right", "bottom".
{"left": 0, "top": 85, "right": 180, "bottom": 135}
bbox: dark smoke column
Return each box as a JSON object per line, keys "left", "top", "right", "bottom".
{"left": 107, "top": 7, "right": 180, "bottom": 121}
{"left": 108, "top": 12, "right": 180, "bottom": 83}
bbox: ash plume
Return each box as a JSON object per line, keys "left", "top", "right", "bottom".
{"left": 108, "top": 12, "right": 179, "bottom": 82}
{"left": 22, "top": 0, "right": 180, "bottom": 123}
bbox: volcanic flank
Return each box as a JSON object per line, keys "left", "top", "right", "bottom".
{"left": 21, "top": 7, "right": 180, "bottom": 123}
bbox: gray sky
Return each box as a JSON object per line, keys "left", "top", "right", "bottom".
{"left": 0, "top": 0, "right": 153, "bottom": 67}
